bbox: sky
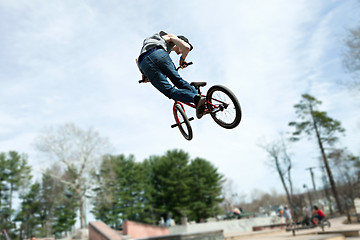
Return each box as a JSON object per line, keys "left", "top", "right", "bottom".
{"left": 1, "top": 0, "right": 360, "bottom": 203}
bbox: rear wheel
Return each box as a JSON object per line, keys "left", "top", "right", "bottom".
{"left": 173, "top": 104, "right": 193, "bottom": 140}
{"left": 320, "top": 219, "right": 330, "bottom": 231}
{"left": 206, "top": 85, "right": 242, "bottom": 129}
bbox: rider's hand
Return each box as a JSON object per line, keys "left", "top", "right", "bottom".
{"left": 179, "top": 57, "right": 188, "bottom": 69}
{"left": 142, "top": 74, "right": 150, "bottom": 83}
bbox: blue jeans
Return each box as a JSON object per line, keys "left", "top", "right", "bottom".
{"left": 139, "top": 49, "right": 198, "bottom": 103}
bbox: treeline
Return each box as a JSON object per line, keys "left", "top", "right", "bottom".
{"left": 1, "top": 151, "right": 81, "bottom": 239}
{"left": 0, "top": 149, "right": 224, "bottom": 239}
{"left": 92, "top": 151, "right": 223, "bottom": 228}
{"left": 260, "top": 93, "right": 360, "bottom": 221}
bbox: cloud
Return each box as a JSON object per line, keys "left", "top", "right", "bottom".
{"left": 0, "top": 0, "right": 359, "bottom": 198}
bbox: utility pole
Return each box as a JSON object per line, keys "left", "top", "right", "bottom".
{"left": 303, "top": 184, "right": 313, "bottom": 206}
{"left": 306, "top": 167, "right": 318, "bottom": 202}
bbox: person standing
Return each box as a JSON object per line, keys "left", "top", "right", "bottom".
{"left": 301, "top": 206, "right": 311, "bottom": 225}
{"left": 283, "top": 206, "right": 292, "bottom": 225}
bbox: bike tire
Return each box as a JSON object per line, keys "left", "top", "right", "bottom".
{"left": 321, "top": 220, "right": 330, "bottom": 231}
{"left": 326, "top": 220, "right": 331, "bottom": 228}
{"left": 206, "top": 85, "right": 242, "bottom": 129}
{"left": 173, "top": 104, "right": 193, "bottom": 140}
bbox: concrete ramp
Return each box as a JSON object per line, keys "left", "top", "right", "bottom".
{"left": 225, "top": 231, "right": 345, "bottom": 240}
{"left": 89, "top": 221, "right": 122, "bottom": 240}
{"left": 137, "top": 230, "right": 224, "bottom": 240}
{"left": 318, "top": 229, "right": 359, "bottom": 238}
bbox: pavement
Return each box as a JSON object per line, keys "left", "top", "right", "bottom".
{"left": 224, "top": 217, "right": 360, "bottom": 240}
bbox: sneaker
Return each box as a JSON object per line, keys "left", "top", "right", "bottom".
{"left": 196, "top": 96, "right": 206, "bottom": 119}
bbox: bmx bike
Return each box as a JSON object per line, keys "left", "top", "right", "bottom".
{"left": 310, "top": 218, "right": 331, "bottom": 232}
{"left": 139, "top": 62, "right": 242, "bottom": 140}
{"left": 171, "top": 81, "right": 241, "bottom": 140}
{"left": 287, "top": 218, "right": 331, "bottom": 236}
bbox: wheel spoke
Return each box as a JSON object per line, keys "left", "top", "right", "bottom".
{"left": 211, "top": 92, "right": 237, "bottom": 124}
{"left": 207, "top": 85, "right": 241, "bottom": 129}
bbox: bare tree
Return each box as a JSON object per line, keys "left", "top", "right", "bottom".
{"left": 35, "top": 123, "right": 111, "bottom": 228}
{"left": 235, "top": 188, "right": 288, "bottom": 215}
{"left": 221, "top": 178, "right": 238, "bottom": 213}
{"left": 260, "top": 135, "right": 296, "bottom": 216}
{"left": 328, "top": 148, "right": 359, "bottom": 221}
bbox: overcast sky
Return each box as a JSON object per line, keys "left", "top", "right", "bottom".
{"left": 1, "top": 0, "right": 360, "bottom": 201}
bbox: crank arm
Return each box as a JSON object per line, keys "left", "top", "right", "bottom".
{"left": 171, "top": 117, "right": 194, "bottom": 128}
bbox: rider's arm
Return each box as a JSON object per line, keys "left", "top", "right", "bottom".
{"left": 162, "top": 34, "right": 190, "bottom": 60}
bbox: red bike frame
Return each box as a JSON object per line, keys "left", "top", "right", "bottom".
{"left": 173, "top": 94, "right": 228, "bottom": 117}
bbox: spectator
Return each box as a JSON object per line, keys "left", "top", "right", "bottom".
{"left": 301, "top": 206, "right": 311, "bottom": 225}
{"left": 166, "top": 214, "right": 175, "bottom": 227}
{"left": 283, "top": 206, "right": 292, "bottom": 225}
{"left": 159, "top": 217, "right": 165, "bottom": 227}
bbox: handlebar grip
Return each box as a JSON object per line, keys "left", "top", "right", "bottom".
{"left": 176, "top": 61, "right": 193, "bottom": 71}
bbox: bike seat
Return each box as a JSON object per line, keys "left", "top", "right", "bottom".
{"left": 190, "top": 82, "right": 207, "bottom": 88}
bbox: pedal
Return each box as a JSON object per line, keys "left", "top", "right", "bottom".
{"left": 171, "top": 117, "right": 194, "bottom": 128}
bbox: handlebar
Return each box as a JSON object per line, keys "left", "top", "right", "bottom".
{"left": 139, "top": 62, "right": 193, "bottom": 83}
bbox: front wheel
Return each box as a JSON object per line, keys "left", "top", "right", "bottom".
{"left": 320, "top": 220, "right": 330, "bottom": 231}
{"left": 206, "top": 85, "right": 242, "bottom": 129}
{"left": 173, "top": 104, "right": 193, "bottom": 140}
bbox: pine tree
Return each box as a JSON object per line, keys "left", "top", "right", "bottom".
{"left": 0, "top": 151, "right": 32, "bottom": 238}
{"left": 289, "top": 94, "right": 345, "bottom": 213}
{"left": 15, "top": 183, "right": 43, "bottom": 239}
{"left": 188, "top": 158, "right": 223, "bottom": 222}
{"left": 146, "top": 150, "right": 192, "bottom": 223}
{"left": 92, "top": 154, "right": 153, "bottom": 227}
